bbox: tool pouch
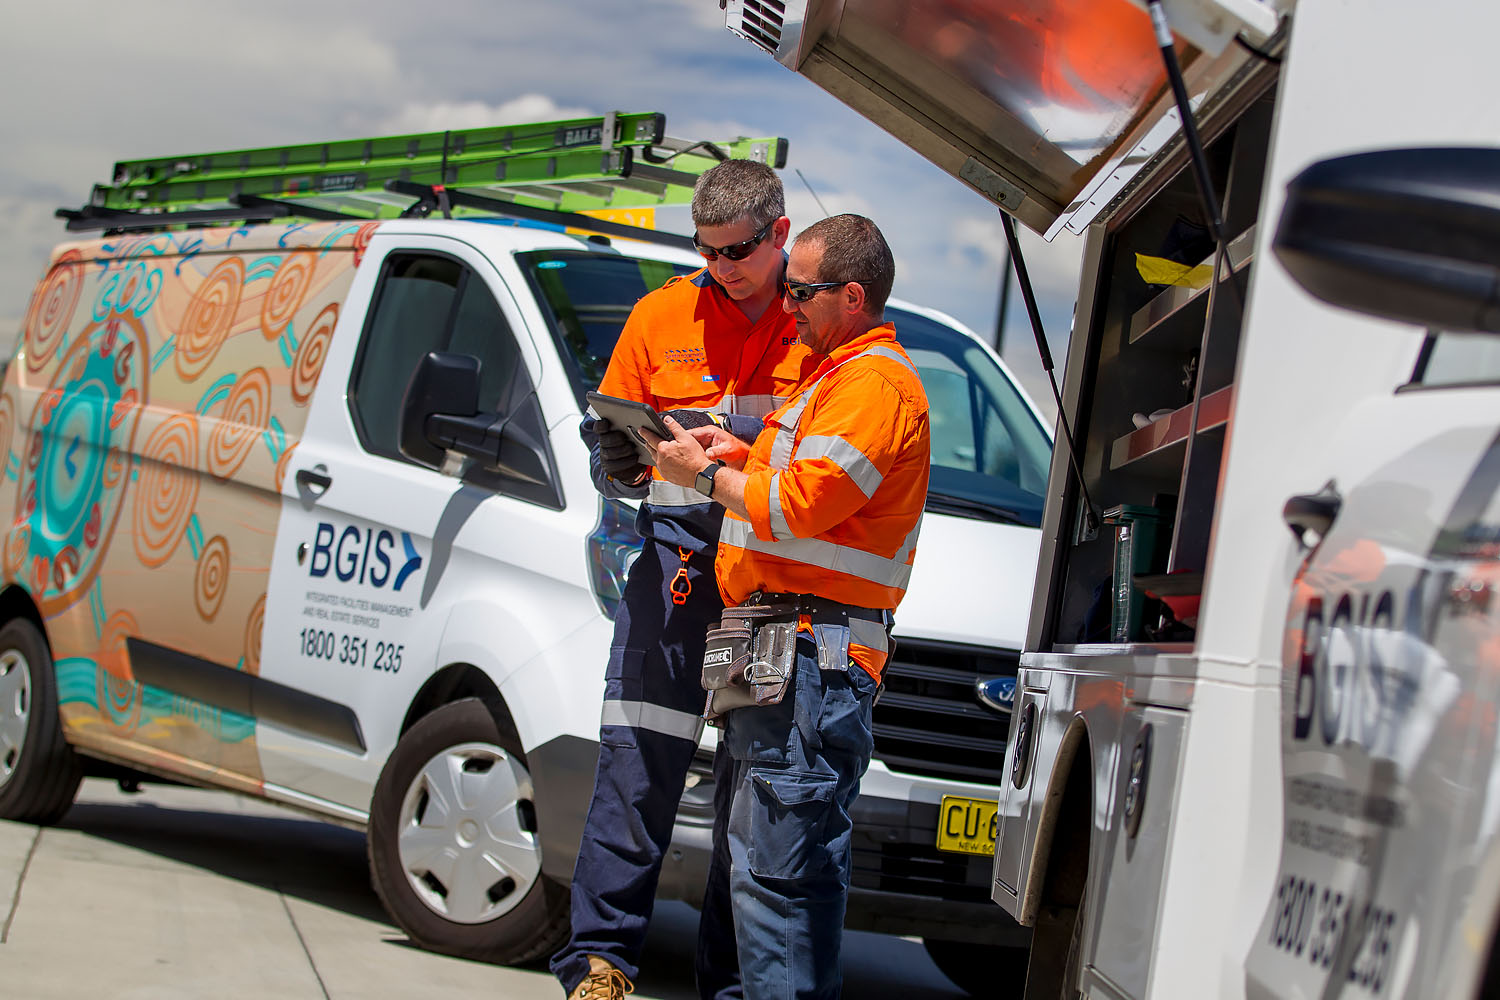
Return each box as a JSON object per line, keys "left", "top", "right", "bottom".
{"left": 702, "top": 603, "right": 798, "bottom": 724}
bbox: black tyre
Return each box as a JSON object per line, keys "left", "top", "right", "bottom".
{"left": 367, "top": 697, "right": 570, "bottom": 964}
{"left": 923, "top": 939, "right": 1030, "bottom": 998}
{"left": 0, "top": 618, "right": 82, "bottom": 824}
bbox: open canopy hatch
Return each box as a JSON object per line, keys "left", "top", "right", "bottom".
{"left": 726, "top": 0, "right": 1287, "bottom": 238}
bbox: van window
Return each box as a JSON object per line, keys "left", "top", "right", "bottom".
{"left": 351, "top": 251, "right": 528, "bottom": 460}
{"left": 1414, "top": 332, "right": 1500, "bottom": 388}
{"left": 888, "top": 306, "right": 1052, "bottom": 527}
{"left": 517, "top": 250, "right": 695, "bottom": 403}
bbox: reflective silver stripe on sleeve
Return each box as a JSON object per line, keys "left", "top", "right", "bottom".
{"left": 794, "top": 434, "right": 883, "bottom": 497}
{"left": 766, "top": 472, "right": 794, "bottom": 540}
{"left": 719, "top": 517, "right": 914, "bottom": 590}
{"left": 648, "top": 479, "right": 712, "bottom": 507}
{"left": 893, "top": 515, "right": 923, "bottom": 565}
{"left": 721, "top": 393, "right": 786, "bottom": 419}
{"left": 600, "top": 699, "right": 706, "bottom": 743}
{"left": 770, "top": 345, "right": 916, "bottom": 470}
{"left": 848, "top": 617, "right": 890, "bottom": 655}
{"left": 864, "top": 344, "right": 919, "bottom": 378}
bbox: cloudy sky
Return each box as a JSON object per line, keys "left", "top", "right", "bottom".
{"left": 0, "top": 0, "right": 1084, "bottom": 410}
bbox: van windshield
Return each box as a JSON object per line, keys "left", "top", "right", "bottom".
{"left": 518, "top": 250, "right": 1051, "bottom": 526}
{"left": 888, "top": 306, "right": 1051, "bottom": 528}
{"left": 516, "top": 249, "right": 695, "bottom": 404}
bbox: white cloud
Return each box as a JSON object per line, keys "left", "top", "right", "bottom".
{"left": 374, "top": 96, "right": 595, "bottom": 136}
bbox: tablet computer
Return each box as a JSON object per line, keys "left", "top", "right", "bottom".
{"left": 586, "top": 391, "right": 673, "bottom": 466}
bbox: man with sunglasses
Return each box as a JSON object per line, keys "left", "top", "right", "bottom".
{"left": 648, "top": 214, "right": 930, "bottom": 1000}
{"left": 552, "top": 159, "right": 813, "bottom": 1000}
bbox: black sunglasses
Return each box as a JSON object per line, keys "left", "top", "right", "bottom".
{"left": 783, "top": 279, "right": 859, "bottom": 303}
{"left": 693, "top": 220, "right": 773, "bottom": 262}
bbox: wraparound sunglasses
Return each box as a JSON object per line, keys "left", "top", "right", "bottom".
{"left": 692, "top": 220, "right": 773, "bottom": 261}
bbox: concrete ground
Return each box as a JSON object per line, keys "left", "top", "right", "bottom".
{"left": 0, "top": 778, "right": 968, "bottom": 999}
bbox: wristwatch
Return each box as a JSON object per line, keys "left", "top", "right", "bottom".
{"left": 696, "top": 460, "right": 724, "bottom": 498}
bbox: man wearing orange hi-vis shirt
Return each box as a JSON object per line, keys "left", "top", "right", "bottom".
{"left": 649, "top": 214, "right": 930, "bottom": 999}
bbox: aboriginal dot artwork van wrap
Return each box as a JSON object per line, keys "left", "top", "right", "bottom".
{"left": 2, "top": 221, "right": 376, "bottom": 786}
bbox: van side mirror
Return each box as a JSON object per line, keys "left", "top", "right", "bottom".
{"left": 400, "top": 352, "right": 480, "bottom": 468}
{"left": 399, "top": 351, "right": 553, "bottom": 487}
{"left": 1274, "top": 148, "right": 1500, "bottom": 334}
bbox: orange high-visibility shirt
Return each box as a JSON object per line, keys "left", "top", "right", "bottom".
{"left": 716, "top": 323, "right": 930, "bottom": 678}
{"left": 596, "top": 267, "right": 814, "bottom": 550}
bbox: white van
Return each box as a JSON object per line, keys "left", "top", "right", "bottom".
{"left": 0, "top": 117, "right": 1047, "bottom": 988}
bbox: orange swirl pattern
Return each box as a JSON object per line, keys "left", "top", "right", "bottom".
{"left": 206, "top": 368, "right": 270, "bottom": 478}
{"left": 195, "top": 534, "right": 230, "bottom": 622}
{"left": 291, "top": 303, "right": 338, "bottom": 404}
{"left": 243, "top": 593, "right": 266, "bottom": 673}
{"left": 98, "top": 669, "right": 142, "bottom": 733}
{"left": 52, "top": 546, "right": 79, "bottom": 591}
{"left": 3, "top": 526, "right": 29, "bottom": 583}
{"left": 176, "top": 257, "right": 245, "bottom": 382}
{"left": 274, "top": 441, "right": 297, "bottom": 494}
{"left": 0, "top": 391, "right": 15, "bottom": 476}
{"left": 24, "top": 253, "right": 83, "bottom": 372}
{"left": 134, "top": 414, "right": 200, "bottom": 568}
{"left": 102, "top": 447, "right": 128, "bottom": 488}
{"left": 98, "top": 609, "right": 140, "bottom": 679}
{"left": 260, "top": 252, "right": 313, "bottom": 340}
{"left": 352, "top": 222, "right": 379, "bottom": 267}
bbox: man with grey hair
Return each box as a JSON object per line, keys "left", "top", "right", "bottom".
{"left": 551, "top": 158, "right": 812, "bottom": 1000}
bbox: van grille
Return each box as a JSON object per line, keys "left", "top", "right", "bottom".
{"left": 873, "top": 638, "right": 1016, "bottom": 783}
{"left": 851, "top": 841, "right": 994, "bottom": 904}
{"left": 732, "top": 0, "right": 786, "bottom": 54}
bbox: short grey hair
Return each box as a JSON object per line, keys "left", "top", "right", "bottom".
{"left": 691, "top": 159, "right": 785, "bottom": 231}
{"left": 795, "top": 214, "right": 895, "bottom": 316}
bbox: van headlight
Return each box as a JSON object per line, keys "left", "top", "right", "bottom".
{"left": 586, "top": 497, "right": 643, "bottom": 620}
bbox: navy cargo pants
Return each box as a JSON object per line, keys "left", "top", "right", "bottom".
{"left": 716, "top": 625, "right": 878, "bottom": 1000}
{"left": 551, "top": 540, "right": 741, "bottom": 999}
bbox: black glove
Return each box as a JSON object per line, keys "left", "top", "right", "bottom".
{"left": 660, "top": 408, "right": 717, "bottom": 431}
{"left": 595, "top": 418, "right": 649, "bottom": 483}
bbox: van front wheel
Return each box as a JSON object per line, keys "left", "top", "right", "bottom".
{"left": 367, "top": 698, "right": 570, "bottom": 964}
{"left": 0, "top": 618, "right": 82, "bottom": 825}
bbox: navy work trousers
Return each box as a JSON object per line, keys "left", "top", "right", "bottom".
{"left": 716, "top": 628, "right": 878, "bottom": 1000}
{"left": 551, "top": 540, "right": 740, "bottom": 999}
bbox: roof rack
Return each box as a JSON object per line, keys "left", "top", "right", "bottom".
{"left": 56, "top": 111, "right": 789, "bottom": 247}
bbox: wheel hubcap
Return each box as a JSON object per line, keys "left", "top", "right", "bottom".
{"left": 396, "top": 741, "right": 541, "bottom": 924}
{"left": 0, "top": 649, "right": 32, "bottom": 788}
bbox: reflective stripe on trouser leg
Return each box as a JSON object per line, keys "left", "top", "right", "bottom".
{"left": 551, "top": 541, "right": 731, "bottom": 993}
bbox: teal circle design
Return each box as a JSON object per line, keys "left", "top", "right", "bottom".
{"left": 20, "top": 318, "right": 146, "bottom": 611}
{"left": 37, "top": 379, "right": 110, "bottom": 546}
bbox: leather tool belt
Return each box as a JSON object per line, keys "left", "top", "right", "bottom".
{"left": 701, "top": 601, "right": 798, "bottom": 724}
{"left": 700, "top": 593, "right": 891, "bottom": 724}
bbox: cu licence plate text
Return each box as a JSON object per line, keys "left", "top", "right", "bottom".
{"left": 936, "top": 794, "right": 997, "bottom": 856}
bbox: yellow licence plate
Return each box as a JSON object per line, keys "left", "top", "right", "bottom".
{"left": 936, "top": 795, "right": 998, "bottom": 856}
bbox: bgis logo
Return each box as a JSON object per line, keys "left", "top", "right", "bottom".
{"left": 308, "top": 522, "right": 422, "bottom": 591}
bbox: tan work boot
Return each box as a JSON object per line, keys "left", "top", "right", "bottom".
{"left": 567, "top": 955, "right": 634, "bottom": 1000}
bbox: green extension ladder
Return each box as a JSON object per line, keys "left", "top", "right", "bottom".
{"left": 57, "top": 111, "right": 788, "bottom": 248}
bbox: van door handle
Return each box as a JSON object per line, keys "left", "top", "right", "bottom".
{"left": 1283, "top": 482, "right": 1341, "bottom": 548}
{"left": 296, "top": 467, "right": 332, "bottom": 497}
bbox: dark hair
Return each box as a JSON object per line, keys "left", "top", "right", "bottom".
{"left": 691, "top": 160, "right": 785, "bottom": 230}
{"left": 795, "top": 214, "right": 895, "bottom": 316}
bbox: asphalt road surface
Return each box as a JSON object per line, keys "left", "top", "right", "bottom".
{"left": 0, "top": 778, "right": 970, "bottom": 999}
